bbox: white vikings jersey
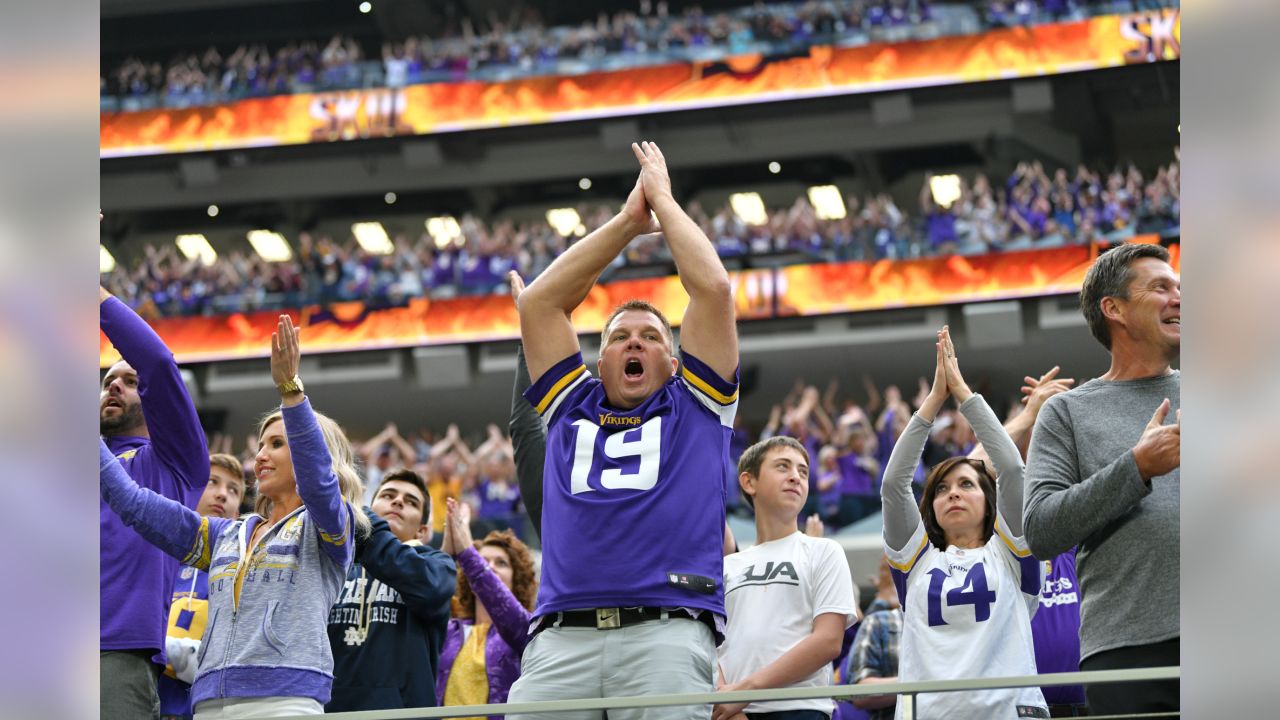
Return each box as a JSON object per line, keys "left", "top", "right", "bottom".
{"left": 887, "top": 512, "right": 1047, "bottom": 720}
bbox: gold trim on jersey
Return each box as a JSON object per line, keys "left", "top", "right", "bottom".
{"left": 889, "top": 532, "right": 930, "bottom": 573}
{"left": 535, "top": 364, "right": 587, "bottom": 414}
{"left": 994, "top": 519, "right": 1031, "bottom": 558}
{"left": 680, "top": 366, "right": 738, "bottom": 405}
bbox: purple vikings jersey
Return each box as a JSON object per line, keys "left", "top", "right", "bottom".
{"left": 523, "top": 349, "right": 738, "bottom": 618}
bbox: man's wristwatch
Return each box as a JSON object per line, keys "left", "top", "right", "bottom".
{"left": 277, "top": 375, "right": 305, "bottom": 396}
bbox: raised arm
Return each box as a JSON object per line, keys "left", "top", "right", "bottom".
{"left": 632, "top": 141, "right": 737, "bottom": 381}
{"left": 100, "top": 439, "right": 232, "bottom": 571}
{"left": 446, "top": 499, "right": 532, "bottom": 653}
{"left": 881, "top": 334, "right": 950, "bottom": 551}
{"left": 358, "top": 508, "right": 456, "bottom": 620}
{"left": 386, "top": 425, "right": 418, "bottom": 466}
{"left": 272, "top": 315, "right": 354, "bottom": 568}
{"left": 517, "top": 174, "right": 658, "bottom": 382}
{"left": 99, "top": 287, "right": 207, "bottom": 491}
{"left": 968, "top": 366, "right": 1074, "bottom": 468}
{"left": 509, "top": 340, "right": 546, "bottom": 539}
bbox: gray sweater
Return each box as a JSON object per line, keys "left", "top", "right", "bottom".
{"left": 1023, "top": 371, "right": 1180, "bottom": 661}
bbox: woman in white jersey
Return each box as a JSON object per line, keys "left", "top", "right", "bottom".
{"left": 881, "top": 326, "right": 1047, "bottom": 720}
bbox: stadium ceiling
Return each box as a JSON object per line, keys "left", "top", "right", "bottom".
{"left": 102, "top": 0, "right": 312, "bottom": 18}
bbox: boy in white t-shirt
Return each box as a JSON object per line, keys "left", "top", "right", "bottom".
{"left": 715, "top": 437, "right": 861, "bottom": 720}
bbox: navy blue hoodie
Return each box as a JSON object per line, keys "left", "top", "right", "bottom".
{"left": 326, "top": 508, "right": 456, "bottom": 711}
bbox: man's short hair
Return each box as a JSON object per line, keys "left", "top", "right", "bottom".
{"left": 1079, "top": 243, "right": 1171, "bottom": 349}
{"left": 736, "top": 436, "right": 810, "bottom": 509}
{"left": 377, "top": 469, "right": 430, "bottom": 525}
{"left": 600, "top": 299, "right": 674, "bottom": 351}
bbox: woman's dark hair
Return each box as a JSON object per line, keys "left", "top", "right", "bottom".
{"left": 453, "top": 529, "right": 537, "bottom": 619}
{"left": 918, "top": 456, "right": 997, "bottom": 550}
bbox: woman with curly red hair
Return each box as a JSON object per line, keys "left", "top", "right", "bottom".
{"left": 436, "top": 498, "right": 537, "bottom": 719}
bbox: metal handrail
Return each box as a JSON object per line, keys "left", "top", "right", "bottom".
{"left": 286, "top": 666, "right": 1180, "bottom": 720}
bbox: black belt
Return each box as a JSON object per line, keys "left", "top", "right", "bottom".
{"left": 552, "top": 607, "right": 689, "bottom": 630}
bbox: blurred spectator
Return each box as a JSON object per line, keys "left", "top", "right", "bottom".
{"left": 102, "top": 152, "right": 1178, "bottom": 319}
{"left": 104, "top": 0, "right": 1182, "bottom": 108}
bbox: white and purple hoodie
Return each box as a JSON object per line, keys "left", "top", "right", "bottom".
{"left": 100, "top": 398, "right": 354, "bottom": 708}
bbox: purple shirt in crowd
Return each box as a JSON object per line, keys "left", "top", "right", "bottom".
{"left": 1031, "top": 550, "right": 1086, "bottom": 706}
{"left": 435, "top": 547, "right": 532, "bottom": 718}
{"left": 476, "top": 478, "right": 521, "bottom": 521}
{"left": 100, "top": 296, "right": 207, "bottom": 657}
{"left": 837, "top": 453, "right": 877, "bottom": 497}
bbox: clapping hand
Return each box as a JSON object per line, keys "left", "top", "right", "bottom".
{"left": 804, "top": 513, "right": 825, "bottom": 537}
{"left": 508, "top": 270, "right": 526, "bottom": 303}
{"left": 938, "top": 325, "right": 972, "bottom": 404}
{"left": 443, "top": 497, "right": 474, "bottom": 558}
{"left": 1020, "top": 366, "right": 1075, "bottom": 414}
{"left": 631, "top": 141, "right": 674, "bottom": 207}
{"left": 1133, "top": 399, "right": 1181, "bottom": 481}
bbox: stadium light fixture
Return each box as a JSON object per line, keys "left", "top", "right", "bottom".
{"left": 352, "top": 222, "right": 394, "bottom": 255}
{"left": 729, "top": 192, "right": 768, "bottom": 226}
{"left": 579, "top": 177, "right": 592, "bottom": 190}
{"left": 425, "top": 215, "right": 462, "bottom": 249}
{"left": 207, "top": 204, "right": 219, "bottom": 218}
{"left": 359, "top": 2, "right": 372, "bottom": 14}
{"left": 807, "top": 185, "right": 847, "bottom": 220}
{"left": 768, "top": 161, "right": 781, "bottom": 174}
{"left": 929, "top": 174, "right": 962, "bottom": 209}
{"left": 546, "top": 208, "right": 582, "bottom": 237}
{"left": 99, "top": 244, "right": 116, "bottom": 273}
{"left": 247, "top": 230, "right": 293, "bottom": 262}
{"left": 175, "top": 233, "right": 218, "bottom": 266}
{"left": 384, "top": 192, "right": 397, "bottom": 205}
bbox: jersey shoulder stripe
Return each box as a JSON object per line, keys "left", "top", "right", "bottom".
{"left": 523, "top": 353, "right": 591, "bottom": 422}
{"left": 678, "top": 349, "right": 739, "bottom": 406}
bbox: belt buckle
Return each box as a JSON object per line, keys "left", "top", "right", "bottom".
{"left": 595, "top": 607, "right": 621, "bottom": 629}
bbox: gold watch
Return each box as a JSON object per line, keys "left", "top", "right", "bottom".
{"left": 277, "top": 375, "right": 305, "bottom": 396}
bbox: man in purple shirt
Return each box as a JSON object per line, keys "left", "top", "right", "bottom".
{"left": 509, "top": 141, "right": 738, "bottom": 720}
{"left": 100, "top": 285, "right": 207, "bottom": 720}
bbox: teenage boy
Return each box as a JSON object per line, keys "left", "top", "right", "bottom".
{"left": 715, "top": 437, "right": 859, "bottom": 720}
{"left": 327, "top": 469, "right": 457, "bottom": 711}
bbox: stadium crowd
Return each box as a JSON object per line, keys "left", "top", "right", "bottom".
{"left": 100, "top": 0, "right": 1146, "bottom": 108}
{"left": 102, "top": 153, "right": 1179, "bottom": 319}
{"left": 100, "top": 143, "right": 1178, "bottom": 719}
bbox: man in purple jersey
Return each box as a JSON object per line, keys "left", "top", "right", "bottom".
{"left": 508, "top": 141, "right": 738, "bottom": 720}
{"left": 100, "top": 283, "right": 208, "bottom": 720}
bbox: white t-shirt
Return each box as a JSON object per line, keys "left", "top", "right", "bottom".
{"left": 887, "top": 512, "right": 1047, "bottom": 720}
{"left": 719, "top": 531, "right": 858, "bottom": 715}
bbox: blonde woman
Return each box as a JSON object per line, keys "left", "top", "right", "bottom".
{"left": 99, "top": 315, "right": 369, "bottom": 718}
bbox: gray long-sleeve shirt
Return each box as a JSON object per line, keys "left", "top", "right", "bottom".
{"left": 882, "top": 394, "right": 1026, "bottom": 551}
{"left": 1023, "top": 372, "right": 1180, "bottom": 661}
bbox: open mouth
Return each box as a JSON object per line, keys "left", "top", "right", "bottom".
{"left": 1163, "top": 318, "right": 1180, "bottom": 326}
{"left": 624, "top": 358, "right": 644, "bottom": 380}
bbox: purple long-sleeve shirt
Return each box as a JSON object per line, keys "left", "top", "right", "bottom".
{"left": 435, "top": 546, "right": 532, "bottom": 717}
{"left": 100, "top": 296, "right": 207, "bottom": 655}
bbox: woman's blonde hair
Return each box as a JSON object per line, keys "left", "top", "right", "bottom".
{"left": 254, "top": 407, "right": 371, "bottom": 540}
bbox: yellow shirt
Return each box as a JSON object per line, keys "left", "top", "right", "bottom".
{"left": 442, "top": 623, "right": 491, "bottom": 719}
{"left": 428, "top": 475, "right": 462, "bottom": 533}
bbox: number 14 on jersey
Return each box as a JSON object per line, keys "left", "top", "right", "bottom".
{"left": 926, "top": 563, "right": 997, "bottom": 627}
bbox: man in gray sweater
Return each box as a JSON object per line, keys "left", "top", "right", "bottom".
{"left": 1024, "top": 243, "right": 1180, "bottom": 715}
